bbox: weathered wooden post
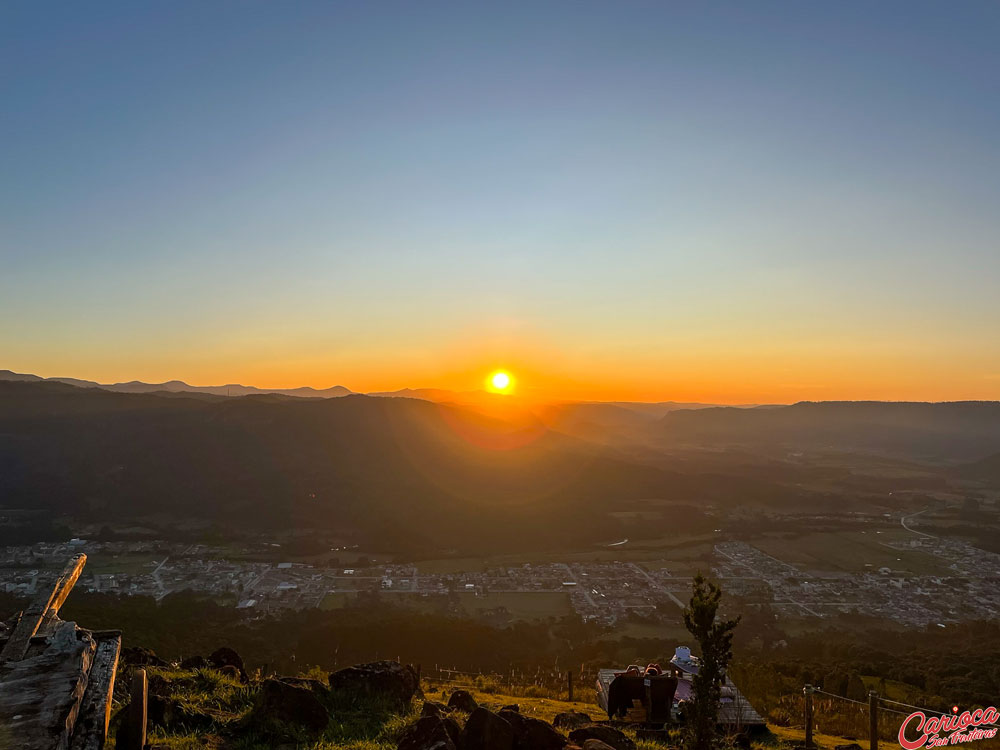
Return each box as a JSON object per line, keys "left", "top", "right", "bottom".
{"left": 125, "top": 668, "right": 148, "bottom": 750}
{"left": 869, "top": 691, "right": 879, "bottom": 750}
{"left": 567, "top": 670, "right": 573, "bottom": 702}
{"left": 804, "top": 684, "right": 814, "bottom": 749}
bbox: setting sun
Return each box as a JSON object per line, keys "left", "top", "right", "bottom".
{"left": 487, "top": 370, "right": 514, "bottom": 394}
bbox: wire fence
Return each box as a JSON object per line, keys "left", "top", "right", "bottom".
{"left": 805, "top": 685, "right": 1000, "bottom": 748}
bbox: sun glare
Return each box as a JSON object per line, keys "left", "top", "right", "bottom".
{"left": 487, "top": 370, "right": 514, "bottom": 394}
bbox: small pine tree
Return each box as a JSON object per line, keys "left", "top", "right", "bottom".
{"left": 683, "top": 573, "right": 741, "bottom": 750}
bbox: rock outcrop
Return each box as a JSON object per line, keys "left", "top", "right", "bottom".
{"left": 329, "top": 660, "right": 418, "bottom": 708}
{"left": 553, "top": 711, "right": 592, "bottom": 729}
{"left": 208, "top": 646, "right": 246, "bottom": 680}
{"left": 447, "top": 689, "right": 479, "bottom": 713}
{"left": 249, "top": 678, "right": 330, "bottom": 735}
{"left": 121, "top": 646, "right": 167, "bottom": 667}
{"left": 398, "top": 714, "right": 457, "bottom": 750}
{"left": 460, "top": 707, "right": 514, "bottom": 750}
{"left": 499, "top": 708, "right": 567, "bottom": 750}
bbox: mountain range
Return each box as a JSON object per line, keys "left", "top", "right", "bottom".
{"left": 0, "top": 369, "right": 353, "bottom": 399}
{"left": 2, "top": 373, "right": 999, "bottom": 554}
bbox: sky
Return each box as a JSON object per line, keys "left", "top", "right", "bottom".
{"left": 2, "top": 1, "right": 999, "bottom": 403}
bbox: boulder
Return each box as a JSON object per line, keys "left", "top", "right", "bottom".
{"left": 209, "top": 646, "right": 246, "bottom": 680}
{"left": 582, "top": 741, "right": 616, "bottom": 750}
{"left": 422, "top": 701, "right": 450, "bottom": 717}
{"left": 500, "top": 709, "right": 567, "bottom": 750}
{"left": 250, "top": 678, "right": 330, "bottom": 734}
{"left": 501, "top": 704, "right": 520, "bottom": 713}
{"left": 218, "top": 664, "right": 241, "bottom": 680}
{"left": 329, "top": 660, "right": 418, "bottom": 709}
{"left": 398, "top": 715, "right": 457, "bottom": 750}
{"left": 281, "top": 676, "right": 331, "bottom": 697}
{"left": 179, "top": 655, "right": 209, "bottom": 671}
{"left": 443, "top": 716, "right": 462, "bottom": 747}
{"left": 461, "top": 707, "right": 514, "bottom": 750}
{"left": 147, "top": 693, "right": 172, "bottom": 728}
{"left": 139, "top": 695, "right": 214, "bottom": 733}
{"left": 447, "top": 689, "right": 479, "bottom": 713}
{"left": 121, "top": 646, "right": 167, "bottom": 668}
{"left": 522, "top": 717, "right": 568, "bottom": 750}
{"left": 569, "top": 726, "right": 636, "bottom": 750}
{"left": 552, "top": 712, "right": 592, "bottom": 729}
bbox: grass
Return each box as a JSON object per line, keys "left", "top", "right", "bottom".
{"left": 110, "top": 665, "right": 911, "bottom": 750}
{"left": 752, "top": 531, "right": 950, "bottom": 576}
{"left": 423, "top": 676, "right": 600, "bottom": 720}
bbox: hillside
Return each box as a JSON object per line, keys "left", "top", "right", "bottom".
{"left": 0, "top": 381, "right": 710, "bottom": 554}
{"left": 660, "top": 401, "right": 1000, "bottom": 461}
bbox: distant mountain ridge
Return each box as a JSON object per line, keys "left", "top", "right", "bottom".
{"left": 661, "top": 399, "right": 1000, "bottom": 461}
{"left": 1, "top": 370, "right": 742, "bottom": 410}
{"left": 0, "top": 370, "right": 353, "bottom": 399}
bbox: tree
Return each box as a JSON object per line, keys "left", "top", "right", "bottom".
{"left": 683, "top": 573, "right": 741, "bottom": 750}
{"left": 846, "top": 673, "right": 867, "bottom": 702}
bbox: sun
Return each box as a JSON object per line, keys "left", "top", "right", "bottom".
{"left": 487, "top": 370, "right": 514, "bottom": 394}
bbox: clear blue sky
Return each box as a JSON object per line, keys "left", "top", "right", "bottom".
{"left": 2, "top": 1, "right": 999, "bottom": 401}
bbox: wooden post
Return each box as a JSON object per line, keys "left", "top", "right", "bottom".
{"left": 567, "top": 670, "right": 573, "bottom": 702}
{"left": 70, "top": 634, "right": 122, "bottom": 750}
{"left": 126, "top": 668, "right": 148, "bottom": 750}
{"left": 869, "top": 691, "right": 879, "bottom": 750}
{"left": 804, "top": 684, "right": 814, "bottom": 749}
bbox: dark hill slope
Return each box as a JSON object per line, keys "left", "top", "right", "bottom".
{"left": 661, "top": 401, "right": 1000, "bottom": 461}
{"left": 0, "top": 381, "right": 705, "bottom": 552}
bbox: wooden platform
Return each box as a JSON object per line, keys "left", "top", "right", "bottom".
{"left": 0, "top": 554, "right": 122, "bottom": 750}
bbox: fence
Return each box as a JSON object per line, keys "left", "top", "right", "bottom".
{"left": 802, "top": 684, "right": 1000, "bottom": 750}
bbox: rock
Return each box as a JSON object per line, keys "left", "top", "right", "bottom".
{"left": 500, "top": 710, "right": 567, "bottom": 750}
{"left": 329, "top": 660, "right": 418, "bottom": 709}
{"left": 179, "top": 655, "right": 209, "bottom": 670}
{"left": 443, "top": 716, "right": 462, "bottom": 747}
{"left": 582, "top": 741, "right": 616, "bottom": 750}
{"left": 422, "top": 700, "right": 450, "bottom": 717}
{"left": 569, "top": 726, "right": 636, "bottom": 750}
{"left": 146, "top": 671, "right": 170, "bottom": 697}
{"left": 499, "top": 709, "right": 526, "bottom": 733}
{"left": 461, "top": 707, "right": 515, "bottom": 750}
{"left": 553, "top": 712, "right": 592, "bottom": 729}
{"left": 250, "top": 678, "right": 330, "bottom": 734}
{"left": 209, "top": 646, "right": 246, "bottom": 680}
{"left": 147, "top": 693, "right": 172, "bottom": 728}
{"left": 121, "top": 646, "right": 167, "bottom": 667}
{"left": 447, "top": 689, "right": 479, "bottom": 713}
{"left": 398, "top": 715, "right": 457, "bottom": 750}
{"left": 140, "top": 695, "right": 214, "bottom": 733}
{"left": 501, "top": 704, "right": 519, "bottom": 713}
{"left": 218, "top": 664, "right": 241, "bottom": 679}
{"left": 281, "top": 676, "right": 331, "bottom": 697}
